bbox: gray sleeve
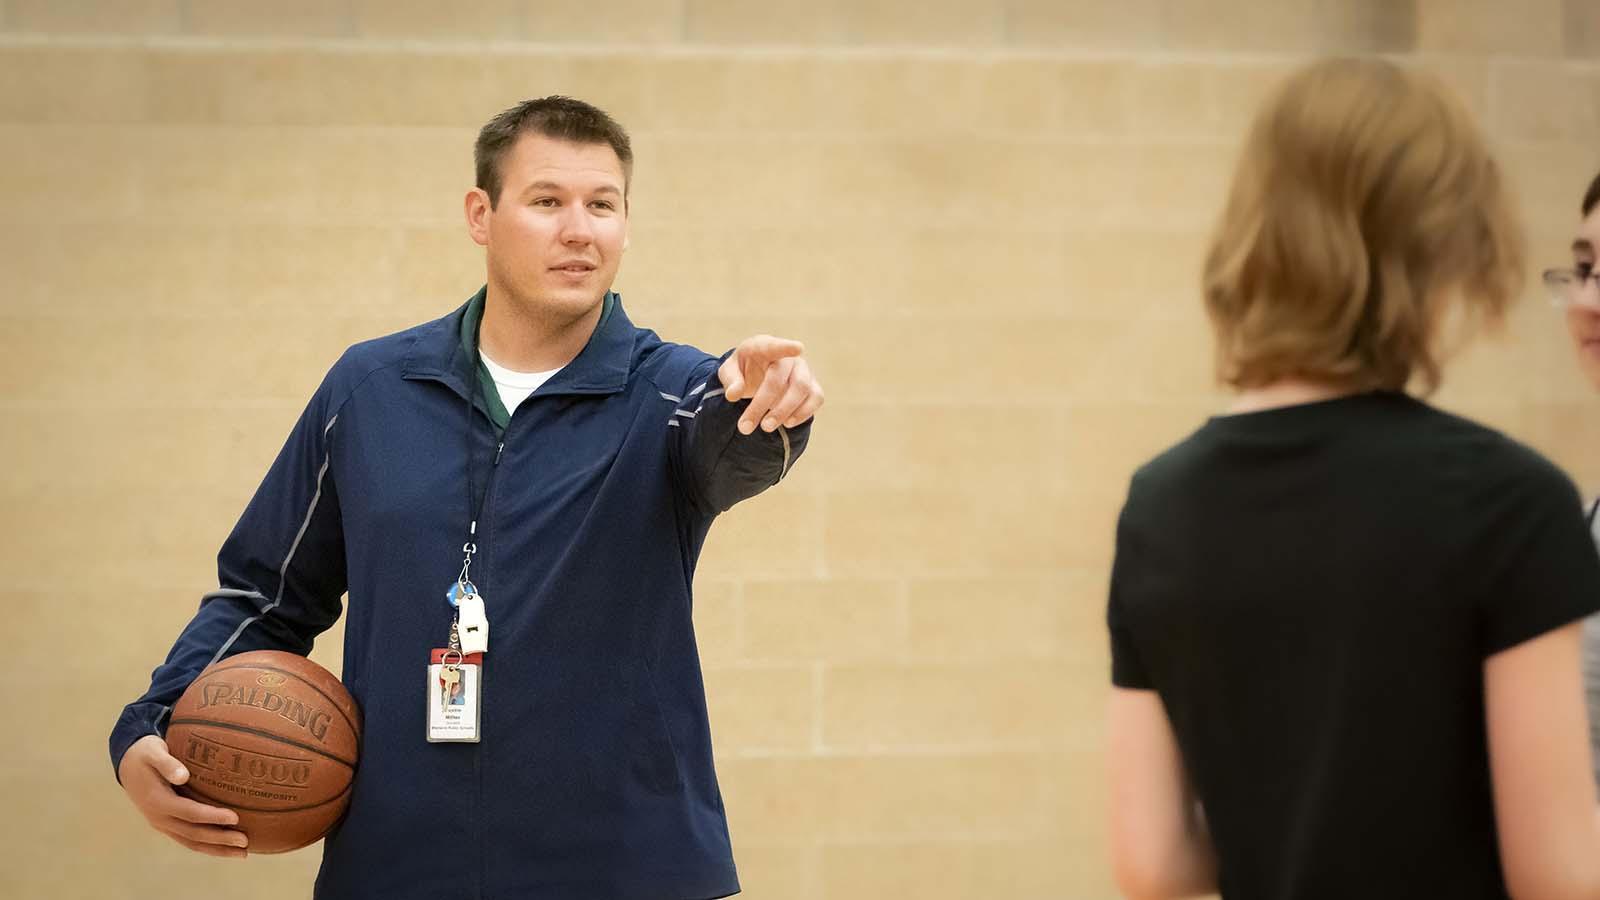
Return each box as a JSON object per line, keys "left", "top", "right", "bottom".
{"left": 1585, "top": 615, "right": 1600, "bottom": 787}
{"left": 1587, "top": 500, "right": 1600, "bottom": 788}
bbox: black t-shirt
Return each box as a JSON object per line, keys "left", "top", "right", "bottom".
{"left": 1108, "top": 392, "right": 1600, "bottom": 900}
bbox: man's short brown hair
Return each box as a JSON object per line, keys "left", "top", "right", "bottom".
{"left": 1202, "top": 59, "right": 1524, "bottom": 394}
{"left": 474, "top": 96, "right": 633, "bottom": 209}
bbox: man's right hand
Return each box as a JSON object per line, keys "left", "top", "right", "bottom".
{"left": 119, "top": 734, "right": 249, "bottom": 859}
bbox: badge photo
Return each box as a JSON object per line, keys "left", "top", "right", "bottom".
{"left": 427, "top": 648, "right": 483, "bottom": 743}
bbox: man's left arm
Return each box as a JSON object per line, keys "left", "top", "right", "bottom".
{"left": 669, "top": 335, "right": 823, "bottom": 514}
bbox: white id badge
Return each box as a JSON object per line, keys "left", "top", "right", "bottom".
{"left": 427, "top": 649, "right": 482, "bottom": 743}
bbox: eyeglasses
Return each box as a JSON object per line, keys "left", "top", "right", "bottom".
{"left": 1542, "top": 266, "right": 1600, "bottom": 309}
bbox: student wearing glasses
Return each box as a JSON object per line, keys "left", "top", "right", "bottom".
{"left": 1545, "top": 171, "right": 1600, "bottom": 787}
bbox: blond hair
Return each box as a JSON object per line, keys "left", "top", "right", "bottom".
{"left": 1203, "top": 58, "right": 1524, "bottom": 394}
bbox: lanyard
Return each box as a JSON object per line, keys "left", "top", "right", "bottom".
{"left": 459, "top": 334, "right": 490, "bottom": 594}
{"left": 449, "top": 329, "right": 499, "bottom": 655}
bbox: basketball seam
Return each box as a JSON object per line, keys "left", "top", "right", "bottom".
{"left": 179, "top": 780, "right": 353, "bottom": 815}
{"left": 168, "top": 717, "right": 358, "bottom": 769}
{"left": 202, "top": 660, "right": 361, "bottom": 738}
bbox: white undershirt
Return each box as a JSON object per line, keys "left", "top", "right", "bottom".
{"left": 480, "top": 351, "right": 560, "bottom": 414}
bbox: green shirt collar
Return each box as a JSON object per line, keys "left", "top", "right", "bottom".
{"left": 458, "top": 287, "right": 617, "bottom": 432}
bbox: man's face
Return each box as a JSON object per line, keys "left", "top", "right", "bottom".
{"left": 472, "top": 133, "right": 628, "bottom": 320}
{"left": 1568, "top": 206, "right": 1600, "bottom": 391}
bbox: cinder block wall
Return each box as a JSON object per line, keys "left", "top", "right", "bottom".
{"left": 3, "top": 2, "right": 1595, "bottom": 898}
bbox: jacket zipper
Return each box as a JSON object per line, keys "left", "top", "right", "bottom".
{"left": 472, "top": 436, "right": 505, "bottom": 900}
{"left": 467, "top": 432, "right": 502, "bottom": 890}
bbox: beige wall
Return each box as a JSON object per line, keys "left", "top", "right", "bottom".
{"left": 3, "top": 2, "right": 1597, "bottom": 898}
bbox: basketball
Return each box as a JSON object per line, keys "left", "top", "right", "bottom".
{"left": 165, "top": 650, "right": 362, "bottom": 854}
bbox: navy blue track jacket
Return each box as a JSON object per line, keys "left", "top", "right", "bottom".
{"left": 109, "top": 288, "right": 811, "bottom": 899}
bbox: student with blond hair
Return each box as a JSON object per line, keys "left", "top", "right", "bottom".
{"left": 1105, "top": 59, "right": 1600, "bottom": 900}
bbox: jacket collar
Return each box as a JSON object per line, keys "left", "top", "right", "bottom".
{"left": 402, "top": 286, "right": 634, "bottom": 403}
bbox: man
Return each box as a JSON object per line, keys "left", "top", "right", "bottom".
{"left": 111, "top": 96, "right": 822, "bottom": 899}
{"left": 1549, "top": 171, "right": 1600, "bottom": 784}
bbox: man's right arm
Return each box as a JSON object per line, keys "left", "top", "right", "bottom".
{"left": 111, "top": 369, "right": 350, "bottom": 853}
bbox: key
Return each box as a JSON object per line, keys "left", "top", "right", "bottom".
{"left": 440, "top": 665, "right": 461, "bottom": 711}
